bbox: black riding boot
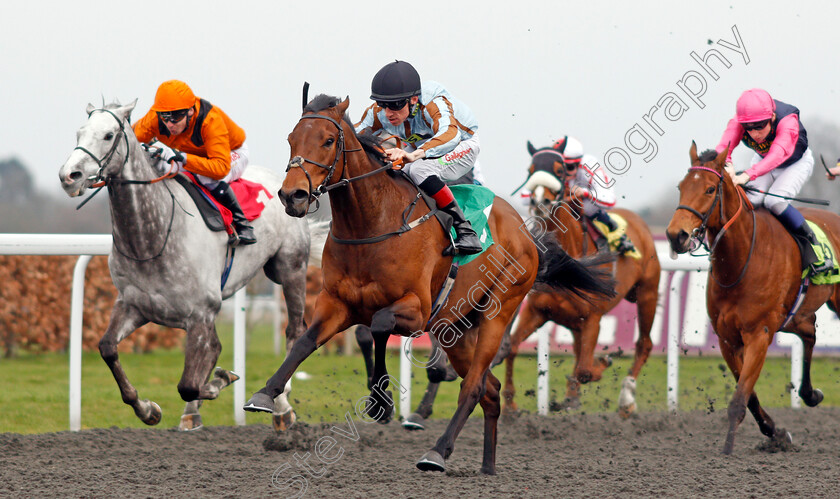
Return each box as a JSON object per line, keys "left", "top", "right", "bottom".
{"left": 210, "top": 181, "right": 257, "bottom": 246}
{"left": 791, "top": 222, "right": 833, "bottom": 276}
{"left": 418, "top": 176, "right": 482, "bottom": 256}
{"left": 441, "top": 200, "right": 483, "bottom": 255}
{"left": 592, "top": 210, "right": 635, "bottom": 254}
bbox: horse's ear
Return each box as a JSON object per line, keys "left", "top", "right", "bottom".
{"left": 689, "top": 141, "right": 699, "bottom": 165}
{"left": 86, "top": 103, "right": 95, "bottom": 115}
{"left": 337, "top": 97, "right": 350, "bottom": 117}
{"left": 120, "top": 99, "right": 137, "bottom": 121}
{"left": 527, "top": 141, "right": 537, "bottom": 156}
{"left": 715, "top": 145, "right": 730, "bottom": 167}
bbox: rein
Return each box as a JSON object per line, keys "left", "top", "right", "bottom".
{"left": 676, "top": 165, "right": 756, "bottom": 288}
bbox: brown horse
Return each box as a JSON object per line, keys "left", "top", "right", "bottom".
{"left": 244, "top": 95, "right": 615, "bottom": 474}
{"left": 502, "top": 142, "right": 661, "bottom": 416}
{"left": 666, "top": 142, "right": 836, "bottom": 454}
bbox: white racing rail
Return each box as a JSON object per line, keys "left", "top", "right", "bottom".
{"left": 0, "top": 234, "right": 811, "bottom": 429}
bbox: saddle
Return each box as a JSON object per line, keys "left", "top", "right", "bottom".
{"left": 584, "top": 213, "right": 641, "bottom": 259}
{"left": 173, "top": 173, "right": 271, "bottom": 236}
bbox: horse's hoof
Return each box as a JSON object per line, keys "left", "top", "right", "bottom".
{"left": 243, "top": 392, "right": 275, "bottom": 413}
{"left": 803, "top": 388, "right": 824, "bottom": 407}
{"left": 599, "top": 356, "right": 613, "bottom": 368}
{"left": 137, "top": 400, "right": 162, "bottom": 426}
{"left": 618, "top": 403, "right": 636, "bottom": 419}
{"left": 214, "top": 367, "right": 240, "bottom": 385}
{"left": 416, "top": 450, "right": 446, "bottom": 472}
{"left": 402, "top": 413, "right": 426, "bottom": 431}
{"left": 179, "top": 413, "right": 203, "bottom": 431}
{"left": 272, "top": 408, "right": 297, "bottom": 432}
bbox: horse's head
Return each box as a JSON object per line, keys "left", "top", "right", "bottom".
{"left": 666, "top": 141, "right": 732, "bottom": 253}
{"left": 59, "top": 100, "right": 138, "bottom": 197}
{"left": 279, "top": 95, "right": 352, "bottom": 217}
{"left": 522, "top": 141, "right": 569, "bottom": 218}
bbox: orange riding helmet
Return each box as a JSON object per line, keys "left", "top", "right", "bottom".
{"left": 151, "top": 80, "right": 197, "bottom": 112}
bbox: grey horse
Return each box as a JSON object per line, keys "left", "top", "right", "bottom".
{"left": 58, "top": 100, "right": 324, "bottom": 431}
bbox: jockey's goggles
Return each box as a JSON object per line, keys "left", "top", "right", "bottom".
{"left": 742, "top": 119, "right": 770, "bottom": 131}
{"left": 377, "top": 99, "right": 409, "bottom": 111}
{"left": 158, "top": 109, "right": 190, "bottom": 123}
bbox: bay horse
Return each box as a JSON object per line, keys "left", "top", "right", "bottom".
{"left": 666, "top": 142, "right": 837, "bottom": 454}
{"left": 244, "top": 95, "right": 616, "bottom": 474}
{"left": 502, "top": 142, "right": 660, "bottom": 416}
{"left": 59, "top": 101, "right": 323, "bottom": 431}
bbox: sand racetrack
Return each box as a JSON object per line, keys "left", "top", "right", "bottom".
{"left": 2, "top": 407, "right": 840, "bottom": 498}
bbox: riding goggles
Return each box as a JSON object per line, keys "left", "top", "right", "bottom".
{"left": 377, "top": 99, "right": 409, "bottom": 111}
{"left": 158, "top": 109, "right": 190, "bottom": 123}
{"left": 742, "top": 119, "right": 770, "bottom": 131}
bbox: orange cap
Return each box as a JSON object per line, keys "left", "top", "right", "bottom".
{"left": 151, "top": 80, "right": 196, "bottom": 112}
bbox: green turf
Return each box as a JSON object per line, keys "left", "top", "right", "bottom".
{"left": 1, "top": 323, "right": 839, "bottom": 434}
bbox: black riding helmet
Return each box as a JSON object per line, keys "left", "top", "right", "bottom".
{"left": 370, "top": 61, "right": 421, "bottom": 102}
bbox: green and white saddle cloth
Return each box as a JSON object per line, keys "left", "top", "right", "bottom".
{"left": 449, "top": 185, "right": 496, "bottom": 265}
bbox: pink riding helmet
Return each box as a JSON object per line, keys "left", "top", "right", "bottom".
{"left": 735, "top": 88, "right": 775, "bottom": 123}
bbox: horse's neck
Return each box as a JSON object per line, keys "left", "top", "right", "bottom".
{"left": 328, "top": 153, "right": 419, "bottom": 239}
{"left": 707, "top": 184, "right": 758, "bottom": 270}
{"left": 108, "top": 143, "right": 175, "bottom": 246}
{"left": 547, "top": 202, "right": 586, "bottom": 254}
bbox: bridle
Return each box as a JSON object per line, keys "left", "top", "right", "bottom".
{"left": 285, "top": 112, "right": 386, "bottom": 211}
{"left": 73, "top": 108, "right": 131, "bottom": 186}
{"left": 73, "top": 107, "right": 179, "bottom": 261}
{"left": 675, "top": 165, "right": 755, "bottom": 288}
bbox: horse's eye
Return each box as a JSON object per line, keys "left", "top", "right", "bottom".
{"left": 705, "top": 186, "right": 715, "bottom": 195}
{"left": 324, "top": 138, "right": 335, "bottom": 147}
{"left": 104, "top": 132, "right": 114, "bottom": 141}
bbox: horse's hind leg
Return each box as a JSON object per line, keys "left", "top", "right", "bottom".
{"left": 478, "top": 371, "right": 502, "bottom": 475}
{"left": 620, "top": 279, "right": 658, "bottom": 418}
{"left": 503, "top": 306, "right": 545, "bottom": 415}
{"left": 794, "top": 315, "right": 824, "bottom": 407}
{"left": 404, "top": 337, "right": 458, "bottom": 431}
{"left": 98, "top": 302, "right": 160, "bottom": 425}
{"left": 264, "top": 255, "right": 308, "bottom": 430}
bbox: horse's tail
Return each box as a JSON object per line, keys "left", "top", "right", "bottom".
{"left": 531, "top": 226, "right": 617, "bottom": 302}
{"left": 307, "top": 219, "right": 331, "bottom": 268}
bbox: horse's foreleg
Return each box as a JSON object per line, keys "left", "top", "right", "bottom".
{"left": 620, "top": 284, "right": 657, "bottom": 417}
{"left": 574, "top": 317, "right": 609, "bottom": 384}
{"left": 502, "top": 306, "right": 544, "bottom": 414}
{"left": 355, "top": 325, "right": 374, "bottom": 389}
{"left": 245, "top": 293, "right": 352, "bottom": 413}
{"left": 365, "top": 296, "right": 424, "bottom": 424}
{"left": 178, "top": 320, "right": 223, "bottom": 402}
{"left": 98, "top": 303, "right": 159, "bottom": 425}
{"left": 723, "top": 329, "right": 770, "bottom": 455}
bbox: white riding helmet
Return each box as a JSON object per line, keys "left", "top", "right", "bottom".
{"left": 553, "top": 135, "right": 584, "bottom": 165}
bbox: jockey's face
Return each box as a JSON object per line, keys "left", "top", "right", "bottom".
{"left": 382, "top": 96, "right": 419, "bottom": 126}
{"left": 162, "top": 108, "right": 195, "bottom": 135}
{"left": 744, "top": 113, "right": 775, "bottom": 144}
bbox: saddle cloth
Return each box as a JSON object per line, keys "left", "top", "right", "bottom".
{"left": 449, "top": 184, "right": 496, "bottom": 265}
{"left": 804, "top": 221, "right": 840, "bottom": 284}
{"left": 175, "top": 172, "right": 272, "bottom": 235}
{"left": 590, "top": 213, "right": 642, "bottom": 259}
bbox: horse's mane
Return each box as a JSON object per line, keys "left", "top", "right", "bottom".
{"left": 304, "top": 94, "right": 387, "bottom": 164}
{"left": 698, "top": 149, "right": 718, "bottom": 163}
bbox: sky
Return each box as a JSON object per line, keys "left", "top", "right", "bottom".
{"left": 3, "top": 1, "right": 839, "bottom": 211}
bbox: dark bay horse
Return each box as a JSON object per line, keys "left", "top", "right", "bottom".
{"left": 666, "top": 142, "right": 838, "bottom": 454}
{"left": 244, "top": 95, "right": 615, "bottom": 474}
{"left": 503, "top": 142, "right": 661, "bottom": 416}
{"left": 59, "top": 101, "right": 322, "bottom": 431}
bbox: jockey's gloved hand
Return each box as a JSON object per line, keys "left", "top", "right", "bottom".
{"left": 150, "top": 141, "right": 184, "bottom": 166}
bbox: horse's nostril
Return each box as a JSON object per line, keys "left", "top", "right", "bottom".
{"left": 291, "top": 190, "right": 309, "bottom": 202}
{"left": 69, "top": 171, "right": 83, "bottom": 182}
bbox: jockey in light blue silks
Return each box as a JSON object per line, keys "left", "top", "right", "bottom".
{"left": 354, "top": 60, "right": 483, "bottom": 255}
